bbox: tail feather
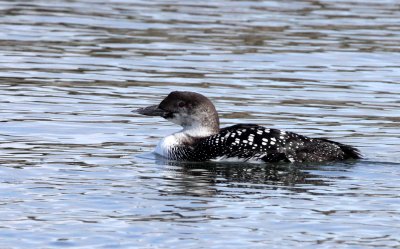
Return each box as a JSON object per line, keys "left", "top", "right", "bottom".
{"left": 338, "top": 143, "right": 362, "bottom": 160}
{"left": 320, "top": 138, "right": 362, "bottom": 160}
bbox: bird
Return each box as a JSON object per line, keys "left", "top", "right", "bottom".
{"left": 136, "top": 91, "right": 361, "bottom": 163}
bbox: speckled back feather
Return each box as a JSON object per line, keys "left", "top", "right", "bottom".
{"left": 166, "top": 124, "right": 361, "bottom": 163}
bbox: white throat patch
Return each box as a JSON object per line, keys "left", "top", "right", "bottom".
{"left": 154, "top": 127, "right": 215, "bottom": 158}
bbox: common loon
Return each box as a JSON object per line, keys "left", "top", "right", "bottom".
{"left": 137, "top": 91, "right": 361, "bottom": 163}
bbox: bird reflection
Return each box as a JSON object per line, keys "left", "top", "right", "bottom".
{"left": 154, "top": 157, "right": 356, "bottom": 197}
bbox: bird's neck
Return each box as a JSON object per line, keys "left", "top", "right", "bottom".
{"left": 181, "top": 124, "right": 218, "bottom": 138}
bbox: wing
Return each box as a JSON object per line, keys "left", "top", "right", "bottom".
{"left": 186, "top": 124, "right": 361, "bottom": 163}
{"left": 178, "top": 123, "right": 361, "bottom": 163}
{"left": 293, "top": 138, "right": 362, "bottom": 162}
{"left": 187, "top": 124, "right": 292, "bottom": 162}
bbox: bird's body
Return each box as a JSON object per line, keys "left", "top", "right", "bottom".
{"left": 137, "top": 91, "right": 361, "bottom": 163}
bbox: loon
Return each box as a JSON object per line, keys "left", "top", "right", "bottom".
{"left": 136, "top": 91, "right": 361, "bottom": 163}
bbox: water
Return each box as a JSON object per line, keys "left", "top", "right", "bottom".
{"left": 1, "top": 0, "right": 400, "bottom": 248}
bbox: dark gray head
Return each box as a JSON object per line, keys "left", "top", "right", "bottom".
{"left": 137, "top": 91, "right": 220, "bottom": 136}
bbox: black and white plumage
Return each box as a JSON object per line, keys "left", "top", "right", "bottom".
{"left": 137, "top": 91, "right": 361, "bottom": 163}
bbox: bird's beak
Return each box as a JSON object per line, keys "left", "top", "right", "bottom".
{"left": 135, "top": 105, "right": 165, "bottom": 117}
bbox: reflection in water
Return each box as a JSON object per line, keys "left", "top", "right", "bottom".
{"left": 156, "top": 158, "right": 358, "bottom": 198}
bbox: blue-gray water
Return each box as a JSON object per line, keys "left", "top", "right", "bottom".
{"left": 1, "top": 0, "right": 400, "bottom": 248}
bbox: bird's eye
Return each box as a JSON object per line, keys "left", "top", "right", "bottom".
{"left": 178, "top": 101, "right": 185, "bottom": 108}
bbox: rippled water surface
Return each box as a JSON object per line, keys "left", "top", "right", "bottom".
{"left": 1, "top": 0, "right": 400, "bottom": 248}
